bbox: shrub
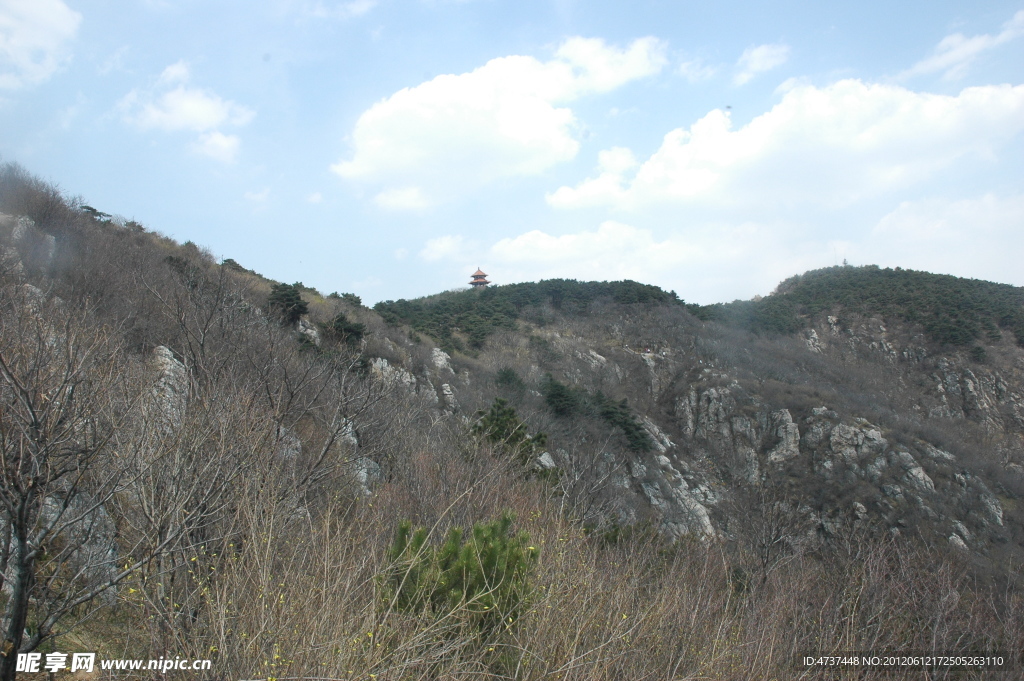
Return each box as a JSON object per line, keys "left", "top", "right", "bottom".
{"left": 541, "top": 376, "right": 653, "bottom": 452}
{"left": 471, "top": 398, "right": 546, "bottom": 463}
{"left": 329, "top": 312, "right": 366, "bottom": 347}
{"left": 379, "top": 512, "right": 539, "bottom": 632}
{"left": 593, "top": 392, "right": 653, "bottom": 453}
{"left": 495, "top": 367, "right": 526, "bottom": 401}
{"left": 541, "top": 373, "right": 584, "bottom": 417}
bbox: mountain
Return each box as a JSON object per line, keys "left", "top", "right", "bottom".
{"left": 1, "top": 162, "right": 1022, "bottom": 679}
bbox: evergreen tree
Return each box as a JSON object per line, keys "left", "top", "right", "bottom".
{"left": 330, "top": 312, "right": 366, "bottom": 347}
{"left": 472, "top": 398, "right": 546, "bottom": 463}
{"left": 380, "top": 513, "right": 539, "bottom": 632}
{"left": 268, "top": 282, "right": 308, "bottom": 325}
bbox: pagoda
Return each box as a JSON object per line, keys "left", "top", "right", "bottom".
{"left": 469, "top": 268, "right": 490, "bottom": 288}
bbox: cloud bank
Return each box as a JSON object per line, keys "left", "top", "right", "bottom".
{"left": 734, "top": 42, "right": 789, "bottom": 85}
{"left": 119, "top": 61, "right": 254, "bottom": 162}
{"left": 901, "top": 10, "right": 1024, "bottom": 81}
{"left": 548, "top": 80, "right": 1024, "bottom": 211}
{"left": 332, "top": 36, "right": 667, "bottom": 209}
{"left": 0, "top": 0, "right": 81, "bottom": 89}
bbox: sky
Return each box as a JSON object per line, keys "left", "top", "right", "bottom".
{"left": 1, "top": 0, "right": 1023, "bottom": 305}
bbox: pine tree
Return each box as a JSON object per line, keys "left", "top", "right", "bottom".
{"left": 267, "top": 283, "right": 308, "bottom": 325}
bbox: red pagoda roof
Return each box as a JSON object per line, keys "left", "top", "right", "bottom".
{"left": 472, "top": 268, "right": 487, "bottom": 277}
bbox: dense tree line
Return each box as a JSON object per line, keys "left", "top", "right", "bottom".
{"left": 374, "top": 279, "right": 680, "bottom": 352}
{"left": 696, "top": 265, "right": 1024, "bottom": 346}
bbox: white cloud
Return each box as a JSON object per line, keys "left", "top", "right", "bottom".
{"left": 0, "top": 0, "right": 81, "bottom": 89}
{"left": 122, "top": 61, "right": 254, "bottom": 132}
{"left": 490, "top": 221, "right": 692, "bottom": 278}
{"left": 734, "top": 43, "right": 790, "bottom": 85}
{"left": 98, "top": 45, "right": 130, "bottom": 76}
{"left": 549, "top": 80, "right": 1024, "bottom": 210}
{"left": 901, "top": 10, "right": 1024, "bottom": 81}
{"left": 244, "top": 187, "right": 270, "bottom": 202}
{"left": 192, "top": 131, "right": 241, "bottom": 163}
{"left": 482, "top": 220, "right": 805, "bottom": 303}
{"left": 332, "top": 36, "right": 666, "bottom": 208}
{"left": 375, "top": 186, "right": 431, "bottom": 211}
{"left": 679, "top": 58, "right": 717, "bottom": 83}
{"left": 120, "top": 61, "right": 254, "bottom": 163}
{"left": 306, "top": 192, "right": 323, "bottom": 203}
{"left": 425, "top": 194, "right": 1024, "bottom": 304}
{"left": 419, "top": 234, "right": 472, "bottom": 262}
{"left": 866, "top": 193, "right": 1024, "bottom": 286}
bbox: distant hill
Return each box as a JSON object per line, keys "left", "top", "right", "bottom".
{"left": 374, "top": 278, "right": 679, "bottom": 352}
{"left": 696, "top": 265, "right": 1024, "bottom": 347}
{"left": 374, "top": 266, "right": 1024, "bottom": 353}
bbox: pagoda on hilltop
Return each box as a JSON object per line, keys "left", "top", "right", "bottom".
{"left": 469, "top": 268, "right": 490, "bottom": 288}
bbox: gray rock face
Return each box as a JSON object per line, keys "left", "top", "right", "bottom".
{"left": 641, "top": 416, "right": 674, "bottom": 453}
{"left": 370, "top": 357, "right": 417, "bottom": 391}
{"left": 533, "top": 452, "right": 557, "bottom": 471}
{"left": 350, "top": 457, "right": 382, "bottom": 496}
{"left": 275, "top": 426, "right": 302, "bottom": 459}
{"left": 675, "top": 387, "right": 698, "bottom": 440}
{"left": 18, "top": 494, "right": 120, "bottom": 603}
{"left": 576, "top": 349, "right": 608, "bottom": 370}
{"left": 297, "top": 318, "right": 321, "bottom": 347}
{"left": 431, "top": 347, "right": 453, "bottom": 373}
{"left": 806, "top": 328, "right": 823, "bottom": 353}
{"left": 767, "top": 410, "right": 800, "bottom": 463}
{"left": 150, "top": 346, "right": 188, "bottom": 432}
{"left": 889, "top": 450, "right": 934, "bottom": 493}
{"left": 641, "top": 478, "right": 715, "bottom": 539}
{"left": 3, "top": 215, "right": 56, "bottom": 269}
{"left": 11, "top": 215, "right": 33, "bottom": 242}
{"left": 441, "top": 383, "right": 458, "bottom": 412}
{"left": 341, "top": 315, "right": 1022, "bottom": 554}
{"left": 1, "top": 246, "right": 23, "bottom": 276}
{"left": 980, "top": 492, "right": 1004, "bottom": 526}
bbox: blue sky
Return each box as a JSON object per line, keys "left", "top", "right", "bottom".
{"left": 2, "top": 0, "right": 1023, "bottom": 304}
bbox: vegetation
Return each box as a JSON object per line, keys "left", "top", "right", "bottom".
{"left": 471, "top": 398, "right": 547, "bottom": 463}
{"left": 329, "top": 311, "right": 366, "bottom": 347}
{"left": 267, "top": 282, "right": 308, "bottom": 324}
{"left": 541, "top": 375, "right": 653, "bottom": 452}
{"left": 1, "top": 161, "right": 1021, "bottom": 680}
{"left": 494, "top": 366, "right": 526, "bottom": 398}
{"left": 375, "top": 279, "right": 680, "bottom": 352}
{"left": 379, "top": 512, "right": 538, "bottom": 633}
{"left": 697, "top": 265, "right": 1024, "bottom": 346}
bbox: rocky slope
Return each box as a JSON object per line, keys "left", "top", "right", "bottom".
{"left": 365, "top": 275, "right": 1024, "bottom": 570}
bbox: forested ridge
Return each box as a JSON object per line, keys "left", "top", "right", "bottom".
{"left": 374, "top": 279, "right": 678, "bottom": 351}
{"left": 699, "top": 265, "right": 1024, "bottom": 346}
{"left": 374, "top": 265, "right": 1024, "bottom": 353}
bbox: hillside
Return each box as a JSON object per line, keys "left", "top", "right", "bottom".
{"left": 1, "top": 162, "right": 1022, "bottom": 679}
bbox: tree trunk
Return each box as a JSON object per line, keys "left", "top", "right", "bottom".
{"left": 0, "top": 531, "right": 32, "bottom": 681}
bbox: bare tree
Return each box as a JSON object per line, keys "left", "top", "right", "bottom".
{"left": 0, "top": 284, "right": 258, "bottom": 679}
{"left": 725, "top": 480, "right": 815, "bottom": 588}
{"left": 0, "top": 286, "right": 134, "bottom": 679}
